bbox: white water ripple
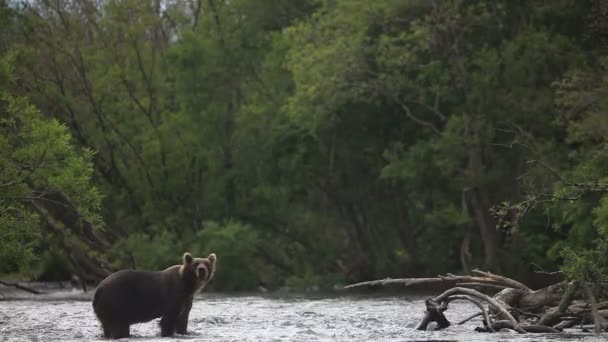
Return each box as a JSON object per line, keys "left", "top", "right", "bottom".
{"left": 0, "top": 291, "right": 606, "bottom": 341}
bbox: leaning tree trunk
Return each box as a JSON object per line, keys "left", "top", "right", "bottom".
{"left": 30, "top": 192, "right": 118, "bottom": 289}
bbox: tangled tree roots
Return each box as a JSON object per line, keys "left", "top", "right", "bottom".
{"left": 345, "top": 269, "right": 608, "bottom": 334}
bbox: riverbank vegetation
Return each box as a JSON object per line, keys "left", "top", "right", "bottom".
{"left": 1, "top": 0, "right": 607, "bottom": 292}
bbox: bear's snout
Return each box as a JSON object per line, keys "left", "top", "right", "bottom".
{"left": 196, "top": 264, "right": 208, "bottom": 279}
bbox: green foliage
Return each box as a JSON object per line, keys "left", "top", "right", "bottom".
{"left": 561, "top": 241, "right": 608, "bottom": 282}
{"left": 0, "top": 205, "right": 39, "bottom": 273}
{"left": 2, "top": 0, "right": 608, "bottom": 288}
{"left": 0, "top": 91, "right": 102, "bottom": 274}
{"left": 113, "top": 231, "right": 183, "bottom": 272}
{"left": 34, "top": 247, "right": 73, "bottom": 281}
{"left": 192, "top": 221, "right": 261, "bottom": 291}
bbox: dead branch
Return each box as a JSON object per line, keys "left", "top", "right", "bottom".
{"left": 445, "top": 294, "right": 494, "bottom": 332}
{"left": 440, "top": 273, "right": 504, "bottom": 285}
{"left": 345, "top": 273, "right": 506, "bottom": 290}
{"left": 0, "top": 280, "right": 44, "bottom": 294}
{"left": 510, "top": 308, "right": 541, "bottom": 319}
{"left": 345, "top": 270, "right": 607, "bottom": 334}
{"left": 493, "top": 288, "right": 526, "bottom": 309}
{"left": 456, "top": 282, "right": 507, "bottom": 291}
{"left": 390, "top": 93, "right": 441, "bottom": 135}
{"left": 415, "top": 298, "right": 451, "bottom": 331}
{"left": 584, "top": 283, "right": 608, "bottom": 332}
{"left": 471, "top": 269, "right": 531, "bottom": 292}
{"left": 434, "top": 287, "right": 524, "bottom": 333}
{"left": 569, "top": 300, "right": 608, "bottom": 311}
{"left": 344, "top": 277, "right": 451, "bottom": 289}
{"left": 554, "top": 319, "right": 579, "bottom": 330}
{"left": 492, "top": 320, "right": 560, "bottom": 333}
{"left": 518, "top": 281, "right": 567, "bottom": 312}
{"left": 537, "top": 281, "right": 577, "bottom": 326}
{"left": 527, "top": 159, "right": 608, "bottom": 193}
{"left": 458, "top": 312, "right": 483, "bottom": 325}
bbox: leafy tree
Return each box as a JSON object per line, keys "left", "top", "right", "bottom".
{"left": 1, "top": 0, "right": 607, "bottom": 290}
{"left": 0, "top": 56, "right": 102, "bottom": 275}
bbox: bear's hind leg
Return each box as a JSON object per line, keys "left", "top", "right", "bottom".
{"left": 100, "top": 321, "right": 114, "bottom": 338}
{"left": 175, "top": 315, "right": 189, "bottom": 335}
{"left": 101, "top": 324, "right": 111, "bottom": 338}
{"left": 103, "top": 322, "right": 129, "bottom": 339}
{"left": 160, "top": 315, "right": 177, "bottom": 337}
{"left": 113, "top": 324, "right": 130, "bottom": 339}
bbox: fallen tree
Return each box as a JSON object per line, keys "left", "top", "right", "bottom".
{"left": 30, "top": 191, "right": 118, "bottom": 292}
{"left": 0, "top": 280, "right": 44, "bottom": 294}
{"left": 345, "top": 269, "right": 608, "bottom": 334}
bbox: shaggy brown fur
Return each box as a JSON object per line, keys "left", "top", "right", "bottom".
{"left": 92, "top": 252, "right": 216, "bottom": 339}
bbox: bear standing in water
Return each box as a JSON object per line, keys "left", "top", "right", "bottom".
{"left": 93, "top": 252, "right": 216, "bottom": 339}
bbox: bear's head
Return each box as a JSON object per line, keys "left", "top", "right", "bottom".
{"left": 180, "top": 252, "right": 217, "bottom": 292}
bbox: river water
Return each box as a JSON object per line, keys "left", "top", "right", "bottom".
{"left": 0, "top": 286, "right": 606, "bottom": 342}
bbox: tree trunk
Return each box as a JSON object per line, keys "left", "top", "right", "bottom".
{"left": 460, "top": 189, "right": 473, "bottom": 273}
{"left": 394, "top": 191, "right": 418, "bottom": 261}
{"left": 29, "top": 192, "right": 117, "bottom": 284}
{"left": 469, "top": 187, "right": 499, "bottom": 270}
{"left": 465, "top": 111, "right": 499, "bottom": 271}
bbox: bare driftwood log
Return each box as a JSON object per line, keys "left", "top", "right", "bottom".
{"left": 536, "top": 281, "right": 577, "bottom": 326}
{"left": 470, "top": 270, "right": 531, "bottom": 292}
{"left": 435, "top": 287, "right": 524, "bottom": 333}
{"left": 458, "top": 311, "right": 482, "bottom": 325}
{"left": 415, "top": 298, "right": 451, "bottom": 331}
{"left": 490, "top": 320, "right": 560, "bottom": 333}
{"left": 584, "top": 284, "right": 608, "bottom": 332}
{"left": 346, "top": 270, "right": 608, "bottom": 334}
{"left": 445, "top": 294, "right": 494, "bottom": 332}
{"left": 343, "top": 277, "right": 453, "bottom": 289}
{"left": 0, "top": 280, "right": 44, "bottom": 294}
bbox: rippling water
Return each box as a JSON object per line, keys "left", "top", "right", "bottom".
{"left": 0, "top": 287, "right": 606, "bottom": 341}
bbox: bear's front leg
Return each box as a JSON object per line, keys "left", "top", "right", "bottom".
{"left": 175, "top": 300, "right": 193, "bottom": 335}
{"left": 160, "top": 315, "right": 177, "bottom": 337}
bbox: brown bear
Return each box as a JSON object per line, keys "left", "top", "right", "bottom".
{"left": 92, "top": 252, "right": 216, "bottom": 339}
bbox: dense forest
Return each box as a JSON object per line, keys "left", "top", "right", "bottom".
{"left": 0, "top": 0, "right": 607, "bottom": 291}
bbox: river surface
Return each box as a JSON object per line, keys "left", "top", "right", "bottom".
{"left": 0, "top": 286, "right": 606, "bottom": 342}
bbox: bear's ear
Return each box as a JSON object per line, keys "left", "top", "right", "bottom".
{"left": 208, "top": 253, "right": 217, "bottom": 265}
{"left": 183, "top": 252, "right": 193, "bottom": 265}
